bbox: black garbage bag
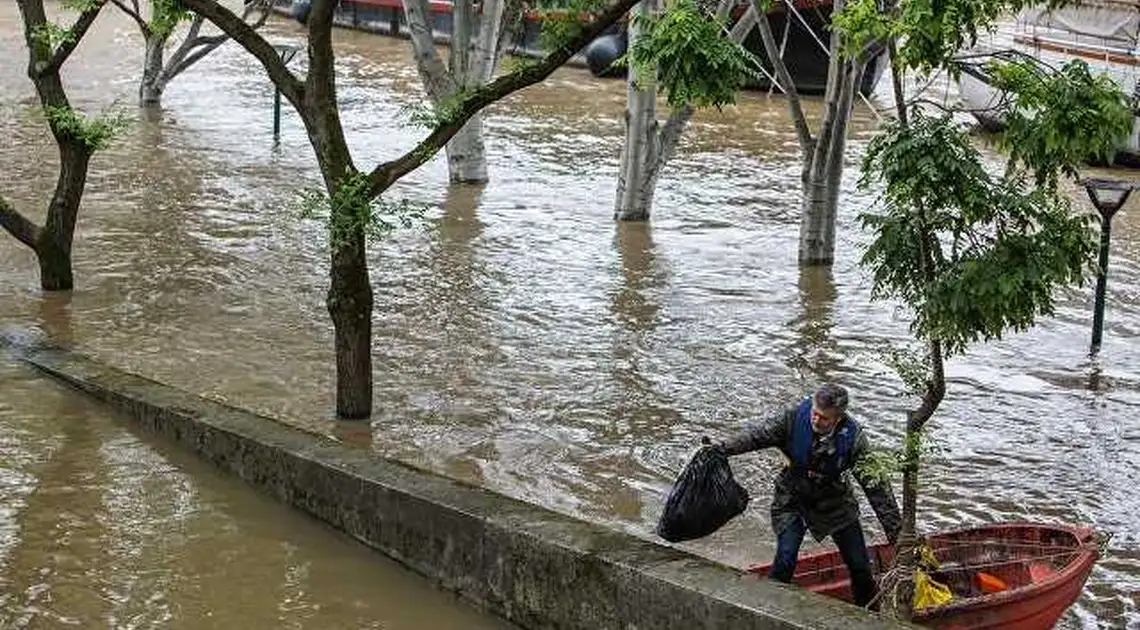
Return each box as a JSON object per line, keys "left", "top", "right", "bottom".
{"left": 655, "top": 441, "right": 750, "bottom": 542}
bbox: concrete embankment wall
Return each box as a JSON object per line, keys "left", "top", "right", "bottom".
{"left": 16, "top": 344, "right": 916, "bottom": 630}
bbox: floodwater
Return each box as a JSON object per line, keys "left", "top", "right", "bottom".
{"left": 0, "top": 355, "right": 516, "bottom": 629}
{"left": 1, "top": 2, "right": 1138, "bottom": 628}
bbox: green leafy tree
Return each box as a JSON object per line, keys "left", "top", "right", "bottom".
{"left": 837, "top": 0, "right": 1133, "bottom": 618}
{"left": 2, "top": 0, "right": 129, "bottom": 290}
{"left": 612, "top": 0, "right": 752, "bottom": 221}
{"left": 177, "top": 0, "right": 644, "bottom": 419}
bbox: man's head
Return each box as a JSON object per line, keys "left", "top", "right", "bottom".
{"left": 810, "top": 383, "right": 848, "bottom": 434}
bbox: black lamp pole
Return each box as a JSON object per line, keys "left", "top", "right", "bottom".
{"left": 272, "top": 44, "right": 300, "bottom": 144}
{"left": 1081, "top": 177, "right": 1137, "bottom": 355}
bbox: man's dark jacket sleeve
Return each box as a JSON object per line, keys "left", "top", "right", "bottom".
{"left": 719, "top": 409, "right": 794, "bottom": 456}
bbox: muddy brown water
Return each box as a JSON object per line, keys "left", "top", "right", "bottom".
{"left": 0, "top": 355, "right": 516, "bottom": 629}
{"left": 1, "top": 2, "right": 1138, "bottom": 628}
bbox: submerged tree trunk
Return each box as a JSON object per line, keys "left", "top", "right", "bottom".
{"left": 614, "top": 0, "right": 661, "bottom": 221}
{"left": 445, "top": 111, "right": 488, "bottom": 182}
{"left": 448, "top": 0, "right": 503, "bottom": 183}
{"left": 298, "top": 0, "right": 376, "bottom": 420}
{"left": 35, "top": 141, "right": 91, "bottom": 291}
{"left": 798, "top": 58, "right": 862, "bottom": 266}
{"left": 406, "top": 0, "right": 505, "bottom": 183}
{"left": 614, "top": 0, "right": 743, "bottom": 221}
{"left": 6, "top": 0, "right": 100, "bottom": 292}
{"left": 754, "top": 0, "right": 862, "bottom": 266}
{"left": 139, "top": 30, "right": 169, "bottom": 106}
{"left": 328, "top": 229, "right": 374, "bottom": 419}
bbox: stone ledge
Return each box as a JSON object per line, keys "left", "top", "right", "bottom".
{"left": 16, "top": 343, "right": 917, "bottom": 630}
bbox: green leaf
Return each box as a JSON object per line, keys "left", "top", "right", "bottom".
{"left": 31, "top": 23, "right": 76, "bottom": 49}
{"left": 297, "top": 170, "right": 429, "bottom": 247}
{"left": 150, "top": 0, "right": 192, "bottom": 38}
{"left": 986, "top": 57, "right": 1133, "bottom": 189}
{"left": 625, "top": 0, "right": 752, "bottom": 109}
{"left": 43, "top": 104, "right": 131, "bottom": 151}
{"left": 858, "top": 111, "right": 1099, "bottom": 357}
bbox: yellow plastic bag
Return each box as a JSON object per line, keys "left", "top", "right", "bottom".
{"left": 919, "top": 542, "right": 941, "bottom": 570}
{"left": 913, "top": 568, "right": 954, "bottom": 609}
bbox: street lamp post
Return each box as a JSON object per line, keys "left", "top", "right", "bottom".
{"left": 271, "top": 44, "right": 300, "bottom": 143}
{"left": 1080, "top": 177, "right": 1139, "bottom": 355}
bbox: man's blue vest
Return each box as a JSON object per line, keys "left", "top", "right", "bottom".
{"left": 789, "top": 396, "right": 859, "bottom": 478}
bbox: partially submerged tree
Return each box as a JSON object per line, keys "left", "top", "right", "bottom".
{"left": 401, "top": 0, "right": 513, "bottom": 183}
{"left": 751, "top": 0, "right": 880, "bottom": 265}
{"left": 178, "top": 0, "right": 643, "bottom": 418}
{"left": 2, "top": 0, "right": 126, "bottom": 291}
{"left": 841, "top": 0, "right": 1132, "bottom": 617}
{"left": 111, "top": 0, "right": 271, "bottom": 107}
{"left": 613, "top": 0, "right": 754, "bottom": 220}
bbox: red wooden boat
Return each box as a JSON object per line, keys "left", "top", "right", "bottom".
{"left": 745, "top": 522, "right": 1101, "bottom": 630}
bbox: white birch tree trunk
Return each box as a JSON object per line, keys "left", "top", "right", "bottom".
{"left": 404, "top": 0, "right": 506, "bottom": 183}
{"left": 446, "top": 0, "right": 504, "bottom": 182}
{"left": 615, "top": 0, "right": 743, "bottom": 221}
{"left": 798, "top": 57, "right": 862, "bottom": 265}
{"left": 447, "top": 113, "right": 489, "bottom": 182}
{"left": 614, "top": 0, "right": 662, "bottom": 221}
{"left": 753, "top": 0, "right": 863, "bottom": 266}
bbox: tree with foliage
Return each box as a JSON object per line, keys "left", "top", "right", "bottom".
{"left": 835, "top": 0, "right": 1133, "bottom": 618}
{"left": 2, "top": 0, "right": 128, "bottom": 291}
{"left": 177, "top": 0, "right": 643, "bottom": 418}
{"left": 613, "top": 0, "right": 752, "bottom": 220}
{"left": 110, "top": 0, "right": 271, "bottom": 107}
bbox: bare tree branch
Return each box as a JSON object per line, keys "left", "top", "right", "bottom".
{"left": 653, "top": 104, "right": 694, "bottom": 171}
{"left": 184, "top": 13, "right": 207, "bottom": 43}
{"left": 164, "top": 2, "right": 270, "bottom": 84}
{"left": 367, "top": 0, "right": 642, "bottom": 196}
{"left": 111, "top": 0, "right": 148, "bottom": 33}
{"left": 185, "top": 32, "right": 228, "bottom": 51}
{"left": 177, "top": 0, "right": 304, "bottom": 106}
{"left": 0, "top": 195, "right": 42, "bottom": 250}
{"left": 163, "top": 14, "right": 206, "bottom": 74}
{"left": 165, "top": 35, "right": 230, "bottom": 79}
{"left": 753, "top": 3, "right": 814, "bottom": 156}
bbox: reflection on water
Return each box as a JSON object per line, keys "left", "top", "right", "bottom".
{"left": 788, "top": 265, "right": 839, "bottom": 379}
{"left": 0, "top": 358, "right": 514, "bottom": 629}
{"left": 2, "top": 3, "right": 1139, "bottom": 627}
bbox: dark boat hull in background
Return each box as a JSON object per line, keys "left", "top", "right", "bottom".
{"left": 583, "top": 0, "right": 884, "bottom": 96}
{"left": 280, "top": 0, "right": 885, "bottom": 96}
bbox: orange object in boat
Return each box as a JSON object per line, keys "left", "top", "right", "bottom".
{"left": 976, "top": 571, "right": 1009, "bottom": 594}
